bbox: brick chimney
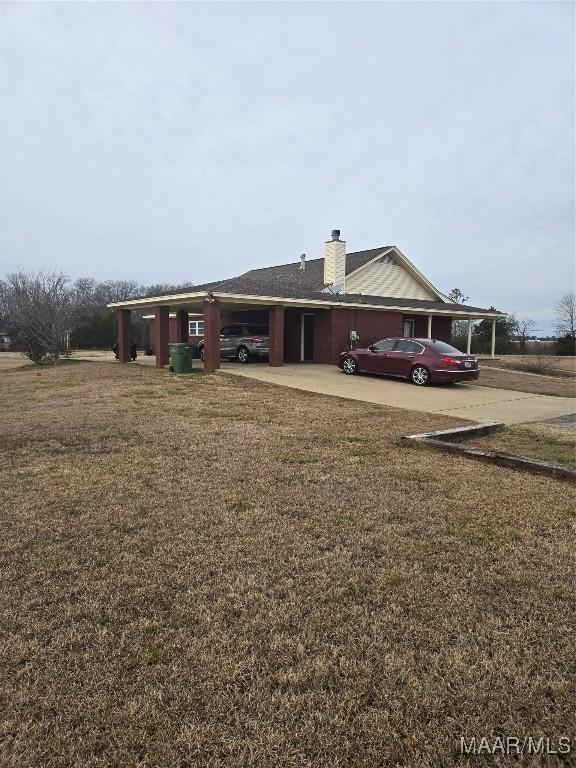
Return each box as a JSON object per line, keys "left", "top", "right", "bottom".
{"left": 323, "top": 229, "right": 346, "bottom": 291}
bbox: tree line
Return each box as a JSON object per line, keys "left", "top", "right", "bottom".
{"left": 447, "top": 288, "right": 575, "bottom": 356}
{"left": 0, "top": 270, "right": 574, "bottom": 365}
{"left": 0, "top": 270, "right": 194, "bottom": 365}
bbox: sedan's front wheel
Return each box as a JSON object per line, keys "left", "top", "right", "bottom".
{"left": 410, "top": 365, "right": 430, "bottom": 386}
{"left": 342, "top": 355, "right": 358, "bottom": 375}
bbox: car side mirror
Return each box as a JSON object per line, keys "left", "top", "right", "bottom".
{"left": 368, "top": 344, "right": 377, "bottom": 352}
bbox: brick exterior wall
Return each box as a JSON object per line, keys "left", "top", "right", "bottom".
{"left": 431, "top": 315, "right": 452, "bottom": 342}
{"left": 148, "top": 317, "right": 203, "bottom": 348}
{"left": 116, "top": 309, "right": 132, "bottom": 363}
{"left": 268, "top": 306, "right": 284, "bottom": 367}
{"left": 176, "top": 310, "right": 188, "bottom": 343}
{"left": 321, "top": 308, "right": 404, "bottom": 364}
{"left": 202, "top": 300, "right": 221, "bottom": 370}
{"left": 148, "top": 306, "right": 454, "bottom": 366}
{"left": 412, "top": 315, "right": 452, "bottom": 341}
{"left": 298, "top": 308, "right": 452, "bottom": 365}
{"left": 154, "top": 306, "right": 170, "bottom": 367}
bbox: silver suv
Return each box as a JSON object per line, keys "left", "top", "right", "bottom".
{"left": 198, "top": 323, "right": 269, "bottom": 363}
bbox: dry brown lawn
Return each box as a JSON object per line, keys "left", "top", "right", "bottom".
{"left": 468, "top": 421, "right": 576, "bottom": 468}
{"left": 0, "top": 352, "right": 29, "bottom": 372}
{"left": 479, "top": 356, "right": 576, "bottom": 375}
{"left": 1, "top": 362, "right": 575, "bottom": 767}
{"left": 475, "top": 365, "right": 576, "bottom": 398}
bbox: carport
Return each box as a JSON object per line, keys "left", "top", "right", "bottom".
{"left": 109, "top": 290, "right": 502, "bottom": 370}
{"left": 111, "top": 293, "right": 329, "bottom": 370}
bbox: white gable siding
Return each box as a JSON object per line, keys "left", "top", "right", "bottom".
{"left": 345, "top": 259, "right": 437, "bottom": 300}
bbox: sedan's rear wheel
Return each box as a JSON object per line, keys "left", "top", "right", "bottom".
{"left": 342, "top": 355, "right": 358, "bottom": 375}
{"left": 237, "top": 345, "right": 250, "bottom": 364}
{"left": 410, "top": 365, "right": 430, "bottom": 386}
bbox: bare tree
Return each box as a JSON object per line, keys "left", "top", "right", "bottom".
{"left": 554, "top": 293, "right": 576, "bottom": 355}
{"left": 448, "top": 288, "right": 470, "bottom": 339}
{"left": 0, "top": 271, "right": 72, "bottom": 365}
{"left": 555, "top": 293, "right": 576, "bottom": 338}
{"left": 516, "top": 317, "right": 536, "bottom": 353}
{"left": 447, "top": 288, "right": 469, "bottom": 305}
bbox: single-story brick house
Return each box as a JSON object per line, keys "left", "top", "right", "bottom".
{"left": 108, "top": 230, "right": 505, "bottom": 369}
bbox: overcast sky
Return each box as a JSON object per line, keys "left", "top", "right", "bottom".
{"left": 0, "top": 1, "right": 573, "bottom": 333}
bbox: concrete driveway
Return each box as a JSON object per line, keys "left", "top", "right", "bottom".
{"left": 220, "top": 363, "right": 576, "bottom": 425}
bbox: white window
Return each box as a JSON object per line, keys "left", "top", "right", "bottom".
{"left": 189, "top": 320, "right": 204, "bottom": 336}
{"left": 402, "top": 319, "right": 415, "bottom": 337}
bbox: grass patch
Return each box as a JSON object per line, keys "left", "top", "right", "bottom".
{"left": 475, "top": 364, "right": 576, "bottom": 397}
{"left": 504, "top": 357, "right": 564, "bottom": 376}
{"left": 467, "top": 423, "right": 576, "bottom": 467}
{"left": 278, "top": 452, "right": 318, "bottom": 465}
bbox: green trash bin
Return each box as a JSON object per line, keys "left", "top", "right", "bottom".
{"left": 169, "top": 343, "right": 193, "bottom": 373}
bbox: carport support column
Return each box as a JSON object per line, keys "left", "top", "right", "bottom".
{"left": 116, "top": 309, "right": 131, "bottom": 363}
{"left": 268, "top": 305, "right": 284, "bottom": 367}
{"left": 491, "top": 319, "right": 496, "bottom": 359}
{"left": 202, "top": 299, "right": 221, "bottom": 371}
{"left": 176, "top": 310, "right": 188, "bottom": 343}
{"left": 427, "top": 315, "right": 432, "bottom": 338}
{"left": 467, "top": 319, "right": 472, "bottom": 354}
{"left": 155, "top": 306, "right": 170, "bottom": 367}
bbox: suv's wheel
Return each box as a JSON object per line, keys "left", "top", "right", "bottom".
{"left": 237, "top": 345, "right": 250, "bottom": 364}
{"left": 342, "top": 355, "right": 358, "bottom": 375}
{"left": 410, "top": 365, "right": 430, "bottom": 386}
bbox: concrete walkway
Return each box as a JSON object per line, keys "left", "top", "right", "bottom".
{"left": 220, "top": 363, "right": 576, "bottom": 425}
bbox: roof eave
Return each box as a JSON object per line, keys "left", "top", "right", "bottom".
{"left": 108, "top": 290, "right": 505, "bottom": 319}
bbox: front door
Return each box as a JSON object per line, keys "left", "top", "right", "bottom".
{"left": 302, "top": 314, "right": 314, "bottom": 361}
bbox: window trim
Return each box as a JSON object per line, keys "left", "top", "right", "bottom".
{"left": 188, "top": 319, "right": 205, "bottom": 336}
{"left": 402, "top": 319, "right": 415, "bottom": 338}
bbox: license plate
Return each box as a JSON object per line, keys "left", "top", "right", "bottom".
{"left": 464, "top": 362, "right": 472, "bottom": 368}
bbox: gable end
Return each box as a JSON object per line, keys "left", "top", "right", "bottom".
{"left": 344, "top": 247, "right": 447, "bottom": 301}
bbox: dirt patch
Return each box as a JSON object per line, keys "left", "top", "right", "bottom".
{"left": 1, "top": 362, "right": 575, "bottom": 767}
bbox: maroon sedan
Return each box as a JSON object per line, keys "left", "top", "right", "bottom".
{"left": 338, "top": 338, "right": 479, "bottom": 386}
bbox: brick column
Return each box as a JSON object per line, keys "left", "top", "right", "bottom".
{"left": 155, "top": 306, "right": 170, "bottom": 367}
{"left": 268, "top": 305, "right": 285, "bottom": 366}
{"left": 116, "top": 309, "right": 131, "bottom": 363}
{"left": 202, "top": 299, "right": 221, "bottom": 371}
{"left": 330, "top": 307, "right": 349, "bottom": 364}
{"left": 176, "top": 310, "right": 188, "bottom": 343}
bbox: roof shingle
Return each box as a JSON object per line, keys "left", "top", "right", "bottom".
{"left": 128, "top": 247, "right": 502, "bottom": 315}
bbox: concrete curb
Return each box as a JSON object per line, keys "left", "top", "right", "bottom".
{"left": 402, "top": 423, "right": 576, "bottom": 483}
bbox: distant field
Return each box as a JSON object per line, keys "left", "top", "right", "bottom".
{"left": 1, "top": 362, "right": 575, "bottom": 767}
{"left": 479, "top": 354, "right": 576, "bottom": 374}
{"left": 474, "top": 364, "right": 576, "bottom": 398}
